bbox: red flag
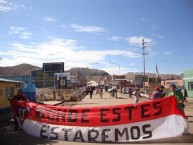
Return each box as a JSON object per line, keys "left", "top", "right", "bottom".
{"left": 156, "top": 64, "right": 160, "bottom": 81}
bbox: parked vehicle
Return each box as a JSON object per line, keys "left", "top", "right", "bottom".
{"left": 107, "top": 85, "right": 117, "bottom": 93}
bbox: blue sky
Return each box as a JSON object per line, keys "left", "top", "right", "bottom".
{"left": 0, "top": 0, "right": 192, "bottom": 75}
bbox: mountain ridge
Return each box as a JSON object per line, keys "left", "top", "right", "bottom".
{"left": 0, "top": 63, "right": 183, "bottom": 80}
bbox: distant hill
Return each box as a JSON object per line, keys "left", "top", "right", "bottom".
{"left": 0, "top": 64, "right": 109, "bottom": 78}
{"left": 0, "top": 63, "right": 183, "bottom": 80}
{"left": 68, "top": 67, "right": 109, "bottom": 83}
{"left": 0, "top": 63, "right": 41, "bottom": 76}
{"left": 125, "top": 72, "right": 183, "bottom": 81}
{"left": 69, "top": 67, "right": 109, "bottom": 76}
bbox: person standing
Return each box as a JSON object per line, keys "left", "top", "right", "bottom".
{"left": 89, "top": 86, "right": 93, "bottom": 99}
{"left": 10, "top": 89, "right": 29, "bottom": 131}
{"left": 109, "top": 89, "right": 113, "bottom": 98}
{"left": 168, "top": 84, "right": 185, "bottom": 111}
{"left": 99, "top": 86, "right": 103, "bottom": 99}
{"left": 181, "top": 87, "right": 188, "bottom": 103}
{"left": 152, "top": 86, "right": 163, "bottom": 100}
{"left": 128, "top": 87, "right": 132, "bottom": 98}
{"left": 132, "top": 87, "right": 141, "bottom": 106}
{"left": 159, "top": 85, "right": 166, "bottom": 97}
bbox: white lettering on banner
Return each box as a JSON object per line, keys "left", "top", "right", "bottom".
{"left": 22, "top": 114, "right": 188, "bottom": 142}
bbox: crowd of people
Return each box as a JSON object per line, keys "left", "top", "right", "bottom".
{"left": 85, "top": 84, "right": 189, "bottom": 110}
{"left": 151, "top": 84, "right": 188, "bottom": 111}
{"left": 86, "top": 85, "right": 104, "bottom": 99}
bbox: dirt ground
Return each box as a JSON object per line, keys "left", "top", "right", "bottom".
{"left": 0, "top": 92, "right": 193, "bottom": 145}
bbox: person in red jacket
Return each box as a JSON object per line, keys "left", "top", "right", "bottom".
{"left": 11, "top": 89, "right": 29, "bottom": 130}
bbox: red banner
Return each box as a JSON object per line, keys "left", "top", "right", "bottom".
{"left": 9, "top": 96, "right": 188, "bottom": 142}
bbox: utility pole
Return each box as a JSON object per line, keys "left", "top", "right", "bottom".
{"left": 109, "top": 62, "right": 120, "bottom": 79}
{"left": 142, "top": 39, "right": 148, "bottom": 91}
{"left": 0, "top": 58, "right": 2, "bottom": 76}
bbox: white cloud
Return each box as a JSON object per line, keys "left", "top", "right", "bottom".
{"left": 127, "top": 36, "right": 153, "bottom": 47}
{"left": 9, "top": 26, "right": 25, "bottom": 34}
{"left": 43, "top": 16, "right": 57, "bottom": 22}
{"left": 164, "top": 51, "right": 171, "bottom": 55}
{"left": 1, "top": 38, "right": 139, "bottom": 75}
{"left": 9, "top": 26, "right": 32, "bottom": 39}
{"left": 19, "top": 31, "right": 33, "bottom": 39}
{"left": 111, "top": 35, "right": 122, "bottom": 41}
{"left": 0, "top": 0, "right": 25, "bottom": 12}
{"left": 70, "top": 24, "right": 105, "bottom": 34}
{"left": 102, "top": 65, "right": 137, "bottom": 76}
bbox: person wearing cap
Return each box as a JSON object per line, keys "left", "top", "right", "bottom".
{"left": 168, "top": 84, "right": 185, "bottom": 111}
{"left": 152, "top": 86, "right": 163, "bottom": 100}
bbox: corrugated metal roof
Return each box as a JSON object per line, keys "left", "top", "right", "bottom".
{"left": 0, "top": 78, "right": 24, "bottom": 83}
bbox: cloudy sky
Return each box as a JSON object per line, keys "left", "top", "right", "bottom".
{"left": 0, "top": 0, "right": 193, "bottom": 75}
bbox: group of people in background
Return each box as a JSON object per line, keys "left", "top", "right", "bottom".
{"left": 86, "top": 85, "right": 103, "bottom": 99}
{"left": 86, "top": 84, "right": 189, "bottom": 112}
{"left": 129, "top": 84, "right": 189, "bottom": 111}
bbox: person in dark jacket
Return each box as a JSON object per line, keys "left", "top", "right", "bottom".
{"left": 152, "top": 86, "right": 163, "bottom": 100}
{"left": 89, "top": 87, "right": 94, "bottom": 99}
{"left": 159, "top": 85, "right": 166, "bottom": 97}
{"left": 11, "top": 89, "right": 29, "bottom": 130}
{"left": 181, "top": 87, "right": 188, "bottom": 103}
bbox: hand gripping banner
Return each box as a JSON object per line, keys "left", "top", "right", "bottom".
{"left": 9, "top": 96, "right": 189, "bottom": 143}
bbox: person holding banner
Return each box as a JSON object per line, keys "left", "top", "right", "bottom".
{"left": 168, "top": 84, "right": 185, "bottom": 111}
{"left": 160, "top": 85, "right": 166, "bottom": 97}
{"left": 152, "top": 86, "right": 163, "bottom": 100}
{"left": 10, "top": 89, "right": 29, "bottom": 130}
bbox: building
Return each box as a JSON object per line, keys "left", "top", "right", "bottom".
{"left": 31, "top": 70, "right": 54, "bottom": 88}
{"left": 0, "top": 76, "right": 36, "bottom": 102}
{"left": 183, "top": 69, "right": 193, "bottom": 98}
{"left": 0, "top": 78, "right": 24, "bottom": 111}
{"left": 31, "top": 70, "right": 87, "bottom": 88}
{"left": 161, "top": 79, "right": 183, "bottom": 89}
